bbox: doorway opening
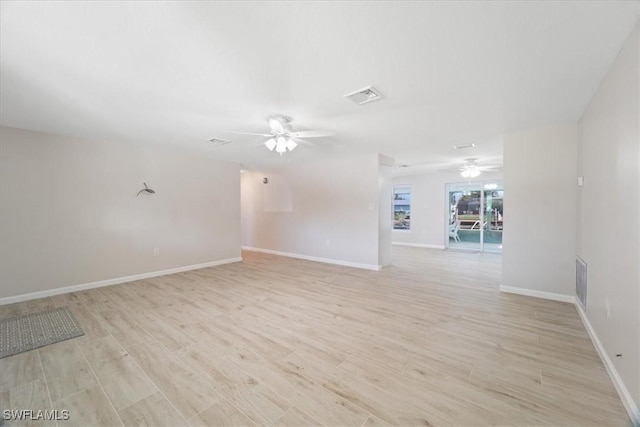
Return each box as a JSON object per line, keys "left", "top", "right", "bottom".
{"left": 446, "top": 181, "right": 503, "bottom": 253}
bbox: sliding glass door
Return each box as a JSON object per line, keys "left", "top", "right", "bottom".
{"left": 482, "top": 183, "right": 503, "bottom": 252}
{"left": 446, "top": 181, "right": 503, "bottom": 253}
{"left": 447, "top": 182, "right": 483, "bottom": 251}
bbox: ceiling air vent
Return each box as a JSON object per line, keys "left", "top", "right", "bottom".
{"left": 453, "top": 143, "right": 476, "bottom": 150}
{"left": 344, "top": 85, "right": 383, "bottom": 105}
{"left": 208, "top": 137, "right": 232, "bottom": 145}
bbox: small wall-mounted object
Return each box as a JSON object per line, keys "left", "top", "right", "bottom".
{"left": 577, "top": 176, "right": 584, "bottom": 187}
{"left": 263, "top": 177, "right": 268, "bottom": 184}
{"left": 137, "top": 182, "right": 156, "bottom": 196}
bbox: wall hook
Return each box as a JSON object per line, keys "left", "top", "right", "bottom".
{"left": 137, "top": 182, "right": 156, "bottom": 196}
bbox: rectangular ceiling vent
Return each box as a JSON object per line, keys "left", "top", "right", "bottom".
{"left": 344, "top": 85, "right": 383, "bottom": 105}
{"left": 453, "top": 143, "right": 476, "bottom": 150}
{"left": 208, "top": 137, "right": 232, "bottom": 145}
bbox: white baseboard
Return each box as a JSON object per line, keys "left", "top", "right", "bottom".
{"left": 241, "top": 246, "right": 381, "bottom": 271}
{"left": 575, "top": 303, "right": 640, "bottom": 426}
{"left": 0, "top": 257, "right": 243, "bottom": 306}
{"left": 392, "top": 242, "right": 445, "bottom": 250}
{"left": 499, "top": 285, "right": 576, "bottom": 303}
{"left": 500, "top": 284, "right": 639, "bottom": 425}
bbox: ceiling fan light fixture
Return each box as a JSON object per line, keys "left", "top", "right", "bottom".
{"left": 265, "top": 138, "right": 276, "bottom": 151}
{"left": 460, "top": 158, "right": 481, "bottom": 178}
{"left": 461, "top": 166, "right": 480, "bottom": 178}
{"left": 275, "top": 137, "right": 287, "bottom": 154}
{"left": 227, "top": 114, "right": 331, "bottom": 156}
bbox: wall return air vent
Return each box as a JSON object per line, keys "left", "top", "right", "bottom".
{"left": 344, "top": 85, "right": 383, "bottom": 105}
{"left": 576, "top": 257, "right": 587, "bottom": 310}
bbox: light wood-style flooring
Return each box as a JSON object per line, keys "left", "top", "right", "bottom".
{"left": 0, "top": 247, "right": 630, "bottom": 426}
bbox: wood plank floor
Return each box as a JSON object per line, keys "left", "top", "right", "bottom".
{"left": 0, "top": 247, "right": 630, "bottom": 426}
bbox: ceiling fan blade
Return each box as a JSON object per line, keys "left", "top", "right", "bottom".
{"left": 289, "top": 130, "right": 336, "bottom": 138}
{"left": 291, "top": 137, "right": 313, "bottom": 146}
{"left": 221, "top": 130, "right": 273, "bottom": 137}
{"left": 437, "top": 168, "right": 464, "bottom": 173}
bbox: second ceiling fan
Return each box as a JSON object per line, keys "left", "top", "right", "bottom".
{"left": 440, "top": 158, "right": 502, "bottom": 178}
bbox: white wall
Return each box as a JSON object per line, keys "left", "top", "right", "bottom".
{"left": 378, "top": 155, "right": 393, "bottom": 268}
{"left": 241, "top": 154, "right": 383, "bottom": 269}
{"left": 502, "top": 125, "right": 578, "bottom": 296}
{"left": 577, "top": 24, "right": 639, "bottom": 412}
{"left": 392, "top": 171, "right": 503, "bottom": 248}
{"left": 0, "top": 127, "right": 241, "bottom": 300}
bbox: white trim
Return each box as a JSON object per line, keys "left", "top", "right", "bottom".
{"left": 576, "top": 303, "right": 640, "bottom": 426}
{"left": 392, "top": 242, "right": 445, "bottom": 250}
{"left": 0, "top": 257, "right": 243, "bottom": 306}
{"left": 499, "top": 285, "right": 576, "bottom": 303}
{"left": 241, "top": 246, "right": 381, "bottom": 271}
{"left": 499, "top": 284, "right": 639, "bottom": 425}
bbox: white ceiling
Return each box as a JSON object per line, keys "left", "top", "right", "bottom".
{"left": 1, "top": 1, "right": 638, "bottom": 173}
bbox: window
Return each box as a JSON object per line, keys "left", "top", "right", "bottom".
{"left": 393, "top": 186, "right": 411, "bottom": 230}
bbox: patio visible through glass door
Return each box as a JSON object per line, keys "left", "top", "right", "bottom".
{"left": 447, "top": 183, "right": 482, "bottom": 251}
{"left": 446, "top": 181, "right": 503, "bottom": 253}
{"left": 482, "top": 182, "right": 503, "bottom": 252}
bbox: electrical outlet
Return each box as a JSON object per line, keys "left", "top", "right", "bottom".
{"left": 605, "top": 297, "right": 610, "bottom": 319}
{"left": 153, "top": 248, "right": 160, "bottom": 256}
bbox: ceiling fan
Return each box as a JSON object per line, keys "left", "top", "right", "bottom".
{"left": 395, "top": 158, "right": 502, "bottom": 176}
{"left": 219, "top": 115, "right": 335, "bottom": 155}
{"left": 439, "top": 158, "right": 502, "bottom": 178}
